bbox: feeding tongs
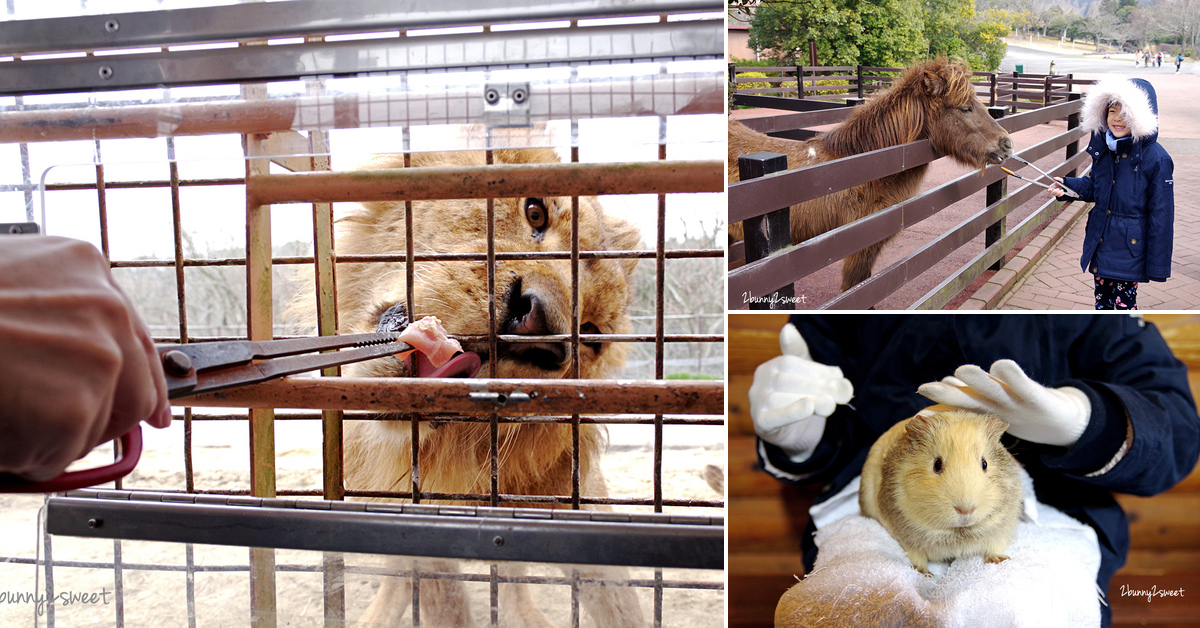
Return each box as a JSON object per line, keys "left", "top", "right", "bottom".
{"left": 1004, "top": 155, "right": 1080, "bottom": 199}
{"left": 0, "top": 332, "right": 409, "bottom": 493}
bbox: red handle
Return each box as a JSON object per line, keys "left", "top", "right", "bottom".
{"left": 0, "top": 426, "right": 142, "bottom": 493}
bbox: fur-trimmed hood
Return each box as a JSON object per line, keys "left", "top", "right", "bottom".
{"left": 1080, "top": 76, "right": 1159, "bottom": 144}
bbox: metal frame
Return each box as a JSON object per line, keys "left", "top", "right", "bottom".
{"left": 48, "top": 490, "right": 723, "bottom": 570}
{"left": 0, "top": 21, "right": 723, "bottom": 96}
{"left": 0, "top": 0, "right": 719, "bottom": 55}
{"left": 0, "top": 5, "right": 726, "bottom": 627}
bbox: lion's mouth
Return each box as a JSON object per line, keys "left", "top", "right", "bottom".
{"left": 412, "top": 349, "right": 483, "bottom": 378}
{"left": 374, "top": 280, "right": 569, "bottom": 378}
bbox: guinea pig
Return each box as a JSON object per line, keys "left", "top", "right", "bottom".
{"left": 859, "top": 410, "right": 1022, "bottom": 575}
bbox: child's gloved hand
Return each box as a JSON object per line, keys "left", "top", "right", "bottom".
{"left": 917, "top": 359, "right": 1091, "bottom": 447}
{"left": 749, "top": 323, "right": 853, "bottom": 462}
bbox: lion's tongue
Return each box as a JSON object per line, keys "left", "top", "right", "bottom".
{"left": 413, "top": 351, "right": 482, "bottom": 378}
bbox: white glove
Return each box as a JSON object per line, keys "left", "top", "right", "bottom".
{"left": 917, "top": 359, "right": 1091, "bottom": 447}
{"left": 749, "top": 323, "right": 854, "bottom": 462}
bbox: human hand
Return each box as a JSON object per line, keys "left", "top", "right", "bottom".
{"left": 749, "top": 323, "right": 853, "bottom": 461}
{"left": 0, "top": 236, "right": 170, "bottom": 482}
{"left": 917, "top": 359, "right": 1090, "bottom": 447}
{"left": 1047, "top": 177, "right": 1067, "bottom": 198}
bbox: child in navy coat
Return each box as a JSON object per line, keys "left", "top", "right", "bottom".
{"left": 1050, "top": 77, "right": 1175, "bottom": 310}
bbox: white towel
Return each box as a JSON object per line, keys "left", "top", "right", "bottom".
{"left": 777, "top": 468, "right": 1102, "bottom": 628}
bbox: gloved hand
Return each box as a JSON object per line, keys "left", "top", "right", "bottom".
{"left": 749, "top": 323, "right": 853, "bottom": 462}
{"left": 917, "top": 359, "right": 1091, "bottom": 447}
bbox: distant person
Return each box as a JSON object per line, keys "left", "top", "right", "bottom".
{"left": 1177, "top": 53, "right": 1184, "bottom": 73}
{"left": 1048, "top": 78, "right": 1175, "bottom": 310}
{"left": 1143, "top": 51, "right": 1151, "bottom": 67}
{"left": 1157, "top": 52, "right": 1163, "bottom": 67}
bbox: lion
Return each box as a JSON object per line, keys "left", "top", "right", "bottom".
{"left": 317, "top": 145, "right": 646, "bottom": 627}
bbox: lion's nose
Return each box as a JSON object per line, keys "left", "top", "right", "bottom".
{"left": 503, "top": 282, "right": 569, "bottom": 370}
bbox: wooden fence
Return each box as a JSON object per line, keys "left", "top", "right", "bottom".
{"left": 727, "top": 92, "right": 1093, "bottom": 310}
{"left": 730, "top": 64, "right": 1081, "bottom": 112}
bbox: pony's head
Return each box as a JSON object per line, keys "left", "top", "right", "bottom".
{"left": 916, "top": 58, "right": 1013, "bottom": 168}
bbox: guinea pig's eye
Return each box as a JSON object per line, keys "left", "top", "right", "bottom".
{"left": 525, "top": 198, "right": 548, "bottom": 239}
{"left": 933, "top": 457, "right": 943, "bottom": 474}
{"left": 981, "top": 457, "right": 988, "bottom": 472}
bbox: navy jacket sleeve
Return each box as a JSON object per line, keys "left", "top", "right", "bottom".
{"left": 1145, "top": 153, "right": 1175, "bottom": 281}
{"left": 1039, "top": 316, "right": 1198, "bottom": 496}
{"left": 1063, "top": 173, "right": 1096, "bottom": 203}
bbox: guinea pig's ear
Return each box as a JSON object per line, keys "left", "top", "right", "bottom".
{"left": 905, "top": 414, "right": 937, "bottom": 440}
{"left": 984, "top": 416, "right": 1009, "bottom": 442}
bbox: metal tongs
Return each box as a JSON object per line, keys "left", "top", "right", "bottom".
{"left": 0, "top": 332, "right": 409, "bottom": 493}
{"left": 1001, "top": 155, "right": 1080, "bottom": 199}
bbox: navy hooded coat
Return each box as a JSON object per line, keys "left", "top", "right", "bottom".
{"left": 757, "top": 315, "right": 1200, "bottom": 628}
{"left": 1062, "top": 77, "right": 1175, "bottom": 282}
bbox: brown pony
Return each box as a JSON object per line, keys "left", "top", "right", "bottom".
{"left": 729, "top": 57, "right": 1013, "bottom": 291}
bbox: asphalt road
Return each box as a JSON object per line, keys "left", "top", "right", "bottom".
{"left": 1001, "top": 43, "right": 1196, "bottom": 76}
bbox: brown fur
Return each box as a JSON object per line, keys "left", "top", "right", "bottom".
{"left": 729, "top": 57, "right": 1013, "bottom": 291}
{"left": 311, "top": 146, "right": 646, "bottom": 626}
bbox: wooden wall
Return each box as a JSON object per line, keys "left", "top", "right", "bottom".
{"left": 727, "top": 313, "right": 1200, "bottom": 628}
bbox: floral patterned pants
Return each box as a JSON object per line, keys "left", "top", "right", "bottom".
{"left": 1094, "top": 276, "right": 1138, "bottom": 310}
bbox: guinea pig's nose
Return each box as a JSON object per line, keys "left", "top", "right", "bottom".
{"left": 954, "top": 505, "right": 976, "bottom": 516}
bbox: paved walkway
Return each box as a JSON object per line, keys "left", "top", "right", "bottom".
{"left": 987, "top": 71, "right": 1200, "bottom": 310}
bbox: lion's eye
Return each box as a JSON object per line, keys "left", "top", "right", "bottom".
{"left": 525, "top": 198, "right": 548, "bottom": 235}
{"left": 580, "top": 321, "right": 603, "bottom": 353}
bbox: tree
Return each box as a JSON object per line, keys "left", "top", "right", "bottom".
{"left": 748, "top": 0, "right": 926, "bottom": 67}
{"left": 924, "top": 0, "right": 1018, "bottom": 70}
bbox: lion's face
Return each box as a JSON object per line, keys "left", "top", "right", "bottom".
{"left": 336, "top": 149, "right": 642, "bottom": 381}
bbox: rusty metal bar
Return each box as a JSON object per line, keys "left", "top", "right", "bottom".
{"left": 95, "top": 147, "right": 110, "bottom": 259}
{"left": 243, "top": 118, "right": 278, "bottom": 628}
{"left": 485, "top": 150, "right": 500, "bottom": 510}
{"left": 403, "top": 148, "right": 422, "bottom": 509}
{"left": 246, "top": 160, "right": 722, "bottom": 205}
{"left": 191, "top": 412, "right": 724, "bottom": 425}
{"left": 0, "top": 97, "right": 339, "bottom": 143}
{"left": 244, "top": 134, "right": 277, "bottom": 499}
{"left": 108, "top": 248, "right": 721, "bottom": 268}
{"left": 570, "top": 144, "right": 582, "bottom": 511}
{"left": 345, "top": 491, "right": 724, "bottom": 508}
{"left": 175, "top": 378, "right": 724, "bottom": 415}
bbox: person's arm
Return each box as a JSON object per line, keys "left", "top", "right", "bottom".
{"left": 922, "top": 316, "right": 1198, "bottom": 497}
{"left": 0, "top": 236, "right": 170, "bottom": 482}
{"left": 750, "top": 322, "right": 853, "bottom": 483}
{"left": 1053, "top": 174, "right": 1095, "bottom": 202}
{"left": 1144, "top": 154, "right": 1175, "bottom": 281}
{"left": 1044, "top": 318, "right": 1197, "bottom": 496}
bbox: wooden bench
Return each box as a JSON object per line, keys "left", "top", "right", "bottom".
{"left": 728, "top": 314, "right": 1200, "bottom": 627}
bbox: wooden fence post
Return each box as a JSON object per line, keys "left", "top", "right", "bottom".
{"left": 1043, "top": 75, "right": 1052, "bottom": 107}
{"left": 989, "top": 72, "right": 997, "bottom": 107}
{"left": 729, "top": 62, "right": 737, "bottom": 110}
{"left": 739, "top": 152, "right": 795, "bottom": 310}
{"left": 1066, "top": 91, "right": 1082, "bottom": 178}
{"left": 856, "top": 65, "right": 864, "bottom": 99}
{"left": 1011, "top": 71, "right": 1020, "bottom": 114}
{"left": 796, "top": 65, "right": 805, "bottom": 99}
{"left": 985, "top": 106, "right": 1008, "bottom": 272}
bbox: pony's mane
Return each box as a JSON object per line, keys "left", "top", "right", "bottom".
{"left": 821, "top": 57, "right": 975, "bottom": 158}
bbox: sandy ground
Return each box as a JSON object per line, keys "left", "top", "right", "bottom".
{"left": 0, "top": 419, "right": 725, "bottom": 627}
